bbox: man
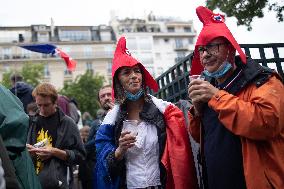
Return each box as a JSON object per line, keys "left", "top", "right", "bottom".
{"left": 97, "top": 85, "right": 114, "bottom": 113}
{"left": 188, "top": 6, "right": 284, "bottom": 189}
{"left": 0, "top": 84, "right": 41, "bottom": 189}
{"left": 26, "top": 83, "right": 85, "bottom": 189}
{"left": 79, "top": 85, "right": 114, "bottom": 189}
{"left": 10, "top": 74, "right": 34, "bottom": 113}
{"left": 90, "top": 85, "right": 113, "bottom": 129}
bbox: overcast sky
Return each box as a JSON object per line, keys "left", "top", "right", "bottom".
{"left": 1, "top": 0, "right": 284, "bottom": 44}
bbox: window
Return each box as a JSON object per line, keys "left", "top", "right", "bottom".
{"left": 59, "top": 30, "right": 91, "bottom": 41}
{"left": 107, "top": 61, "right": 112, "bottom": 74}
{"left": 154, "top": 39, "right": 160, "bottom": 45}
{"left": 21, "top": 49, "right": 31, "bottom": 59}
{"left": 84, "top": 47, "right": 92, "bottom": 58}
{"left": 167, "top": 27, "right": 175, "bottom": 32}
{"left": 126, "top": 37, "right": 138, "bottom": 50}
{"left": 86, "top": 62, "right": 93, "bottom": 73}
{"left": 155, "top": 53, "right": 161, "bottom": 60}
{"left": 100, "top": 31, "right": 111, "bottom": 41}
{"left": 175, "top": 51, "right": 186, "bottom": 63}
{"left": 177, "top": 51, "right": 186, "bottom": 58}
{"left": 138, "top": 37, "right": 152, "bottom": 50}
{"left": 104, "top": 46, "right": 114, "bottom": 57}
{"left": 92, "top": 30, "right": 100, "bottom": 41}
{"left": 175, "top": 39, "right": 184, "bottom": 49}
{"left": 184, "top": 27, "right": 192, "bottom": 32}
{"left": 188, "top": 37, "right": 194, "bottom": 44}
{"left": 2, "top": 47, "right": 11, "bottom": 60}
{"left": 44, "top": 64, "right": 50, "bottom": 77}
{"left": 0, "top": 31, "right": 25, "bottom": 43}
{"left": 37, "top": 32, "right": 49, "bottom": 42}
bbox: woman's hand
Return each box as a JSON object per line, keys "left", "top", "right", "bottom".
{"left": 115, "top": 131, "right": 136, "bottom": 160}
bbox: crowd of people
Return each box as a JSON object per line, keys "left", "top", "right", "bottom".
{"left": 0, "top": 5, "right": 283, "bottom": 189}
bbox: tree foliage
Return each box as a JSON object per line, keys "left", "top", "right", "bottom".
{"left": 21, "top": 63, "right": 44, "bottom": 87}
{"left": 60, "top": 71, "right": 105, "bottom": 117}
{"left": 1, "top": 63, "right": 44, "bottom": 88}
{"left": 1, "top": 71, "right": 14, "bottom": 88}
{"left": 206, "top": 0, "right": 284, "bottom": 30}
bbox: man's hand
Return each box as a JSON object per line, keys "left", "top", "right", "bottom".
{"left": 34, "top": 146, "right": 54, "bottom": 161}
{"left": 27, "top": 146, "right": 68, "bottom": 161}
{"left": 115, "top": 131, "right": 136, "bottom": 160}
{"left": 106, "top": 101, "right": 115, "bottom": 111}
{"left": 188, "top": 79, "right": 219, "bottom": 115}
{"left": 26, "top": 144, "right": 37, "bottom": 157}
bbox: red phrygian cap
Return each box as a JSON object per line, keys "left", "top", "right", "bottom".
{"left": 112, "top": 37, "right": 159, "bottom": 98}
{"left": 191, "top": 6, "right": 247, "bottom": 75}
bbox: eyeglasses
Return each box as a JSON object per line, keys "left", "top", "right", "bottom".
{"left": 198, "top": 43, "right": 228, "bottom": 56}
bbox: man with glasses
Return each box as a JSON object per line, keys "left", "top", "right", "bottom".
{"left": 188, "top": 6, "right": 284, "bottom": 189}
{"left": 26, "top": 83, "right": 86, "bottom": 189}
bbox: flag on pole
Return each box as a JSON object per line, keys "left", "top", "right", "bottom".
{"left": 19, "top": 44, "right": 76, "bottom": 71}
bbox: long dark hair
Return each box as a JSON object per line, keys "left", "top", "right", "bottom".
{"left": 113, "top": 65, "right": 150, "bottom": 104}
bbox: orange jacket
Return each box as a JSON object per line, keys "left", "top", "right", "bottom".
{"left": 188, "top": 75, "right": 284, "bottom": 189}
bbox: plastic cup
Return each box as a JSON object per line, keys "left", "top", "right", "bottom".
{"left": 122, "top": 120, "right": 138, "bottom": 136}
{"left": 189, "top": 75, "right": 205, "bottom": 82}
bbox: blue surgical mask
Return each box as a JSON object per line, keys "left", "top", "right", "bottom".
{"left": 125, "top": 88, "right": 144, "bottom": 101}
{"left": 203, "top": 60, "right": 232, "bottom": 79}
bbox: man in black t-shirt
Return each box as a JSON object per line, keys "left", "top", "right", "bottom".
{"left": 26, "top": 83, "right": 85, "bottom": 189}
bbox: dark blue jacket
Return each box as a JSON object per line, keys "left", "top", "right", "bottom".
{"left": 10, "top": 82, "right": 34, "bottom": 113}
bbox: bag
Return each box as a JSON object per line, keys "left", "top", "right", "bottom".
{"left": 38, "top": 159, "right": 68, "bottom": 189}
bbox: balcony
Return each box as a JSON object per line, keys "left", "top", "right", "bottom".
{"left": 174, "top": 44, "right": 188, "bottom": 51}
{"left": 0, "top": 51, "right": 114, "bottom": 61}
{"left": 0, "top": 37, "right": 32, "bottom": 44}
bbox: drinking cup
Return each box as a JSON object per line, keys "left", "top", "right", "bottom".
{"left": 122, "top": 120, "right": 138, "bottom": 136}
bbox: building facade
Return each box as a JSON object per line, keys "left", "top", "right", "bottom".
{"left": 110, "top": 13, "right": 197, "bottom": 78}
{"left": 0, "top": 24, "right": 116, "bottom": 89}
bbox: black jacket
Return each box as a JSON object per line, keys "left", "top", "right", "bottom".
{"left": 27, "top": 108, "right": 86, "bottom": 189}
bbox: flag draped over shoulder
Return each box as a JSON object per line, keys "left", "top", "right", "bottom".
{"left": 19, "top": 44, "right": 76, "bottom": 71}
{"left": 94, "top": 96, "right": 198, "bottom": 189}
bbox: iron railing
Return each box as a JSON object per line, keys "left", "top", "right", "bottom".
{"left": 154, "top": 43, "right": 284, "bottom": 103}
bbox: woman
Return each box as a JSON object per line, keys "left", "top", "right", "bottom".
{"left": 94, "top": 37, "right": 197, "bottom": 189}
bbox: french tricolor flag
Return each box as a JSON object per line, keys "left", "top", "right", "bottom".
{"left": 19, "top": 44, "right": 76, "bottom": 71}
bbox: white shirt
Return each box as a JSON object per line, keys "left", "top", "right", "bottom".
{"left": 125, "top": 121, "right": 161, "bottom": 189}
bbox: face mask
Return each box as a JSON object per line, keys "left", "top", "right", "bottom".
{"left": 203, "top": 60, "right": 232, "bottom": 79}
{"left": 125, "top": 88, "right": 144, "bottom": 101}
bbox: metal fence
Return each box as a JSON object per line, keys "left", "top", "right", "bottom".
{"left": 153, "top": 43, "right": 284, "bottom": 103}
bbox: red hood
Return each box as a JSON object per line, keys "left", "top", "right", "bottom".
{"left": 112, "top": 37, "right": 159, "bottom": 98}
{"left": 191, "top": 6, "right": 247, "bottom": 75}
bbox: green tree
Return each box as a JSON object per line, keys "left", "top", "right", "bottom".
{"left": 21, "top": 62, "right": 44, "bottom": 87}
{"left": 60, "top": 71, "right": 105, "bottom": 117}
{"left": 206, "top": 0, "right": 283, "bottom": 30}
{"left": 1, "top": 62, "right": 44, "bottom": 88}
{"left": 1, "top": 70, "right": 14, "bottom": 88}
